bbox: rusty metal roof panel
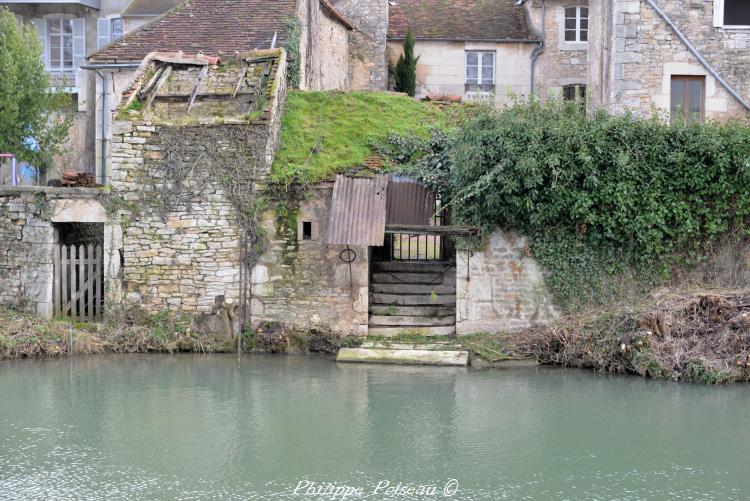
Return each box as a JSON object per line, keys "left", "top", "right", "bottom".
{"left": 327, "top": 174, "right": 388, "bottom": 246}
{"left": 386, "top": 176, "right": 435, "bottom": 225}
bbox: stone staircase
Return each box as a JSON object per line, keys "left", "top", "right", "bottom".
{"left": 369, "top": 261, "right": 456, "bottom": 336}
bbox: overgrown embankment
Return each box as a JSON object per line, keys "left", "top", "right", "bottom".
{"left": 514, "top": 290, "right": 750, "bottom": 384}
{"left": 378, "top": 99, "right": 750, "bottom": 382}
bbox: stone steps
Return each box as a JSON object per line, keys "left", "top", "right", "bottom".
{"left": 367, "top": 326, "right": 456, "bottom": 337}
{"left": 369, "top": 260, "right": 457, "bottom": 336}
{"left": 371, "top": 261, "right": 455, "bottom": 274}
{"left": 371, "top": 293, "right": 456, "bottom": 306}
{"left": 369, "top": 315, "right": 456, "bottom": 327}
{"left": 337, "top": 348, "right": 468, "bottom": 366}
{"left": 369, "top": 305, "right": 456, "bottom": 316}
{"left": 371, "top": 272, "right": 453, "bottom": 284}
{"left": 371, "top": 283, "right": 456, "bottom": 294}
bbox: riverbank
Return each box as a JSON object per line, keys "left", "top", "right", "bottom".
{"left": 2, "top": 289, "right": 749, "bottom": 384}
{"left": 512, "top": 289, "right": 750, "bottom": 384}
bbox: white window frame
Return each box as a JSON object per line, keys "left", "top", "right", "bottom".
{"left": 47, "top": 18, "right": 75, "bottom": 70}
{"left": 564, "top": 6, "right": 588, "bottom": 43}
{"left": 465, "top": 50, "right": 495, "bottom": 93}
{"left": 713, "top": 0, "right": 750, "bottom": 29}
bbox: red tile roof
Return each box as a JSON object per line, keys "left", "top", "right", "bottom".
{"left": 89, "top": 0, "right": 299, "bottom": 62}
{"left": 121, "top": 0, "right": 184, "bottom": 17}
{"left": 388, "top": 0, "right": 540, "bottom": 42}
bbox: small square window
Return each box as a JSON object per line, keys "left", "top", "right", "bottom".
{"left": 302, "top": 221, "right": 312, "bottom": 240}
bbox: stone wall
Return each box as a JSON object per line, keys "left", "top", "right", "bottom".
{"left": 456, "top": 231, "right": 558, "bottom": 335}
{"left": 298, "top": 0, "right": 350, "bottom": 90}
{"left": 250, "top": 183, "right": 370, "bottom": 336}
{"left": 0, "top": 188, "right": 116, "bottom": 318}
{"left": 386, "top": 40, "right": 533, "bottom": 105}
{"left": 332, "top": 0, "right": 389, "bottom": 90}
{"left": 109, "top": 52, "right": 287, "bottom": 315}
{"left": 535, "top": 0, "right": 589, "bottom": 99}
{"left": 589, "top": 0, "right": 749, "bottom": 120}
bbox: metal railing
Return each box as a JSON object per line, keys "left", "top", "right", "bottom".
{"left": 384, "top": 196, "right": 453, "bottom": 261}
{"left": 48, "top": 69, "right": 77, "bottom": 89}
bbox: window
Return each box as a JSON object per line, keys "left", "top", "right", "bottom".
{"left": 716, "top": 0, "right": 750, "bottom": 27}
{"left": 97, "top": 17, "right": 124, "bottom": 48}
{"left": 670, "top": 76, "right": 705, "bottom": 124}
{"left": 563, "top": 84, "right": 586, "bottom": 110}
{"left": 48, "top": 19, "right": 74, "bottom": 69}
{"left": 465, "top": 51, "right": 495, "bottom": 92}
{"left": 302, "top": 221, "right": 312, "bottom": 240}
{"left": 564, "top": 6, "right": 588, "bottom": 42}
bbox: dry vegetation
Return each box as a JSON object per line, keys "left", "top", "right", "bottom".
{"left": 513, "top": 289, "right": 750, "bottom": 384}
{"left": 0, "top": 308, "right": 236, "bottom": 360}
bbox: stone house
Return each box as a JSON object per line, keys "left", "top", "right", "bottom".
{"left": 386, "top": 0, "right": 541, "bottom": 107}
{"left": 587, "top": 0, "right": 750, "bottom": 122}
{"left": 2, "top": 0, "right": 182, "bottom": 174}
{"left": 84, "top": 0, "right": 353, "bottom": 190}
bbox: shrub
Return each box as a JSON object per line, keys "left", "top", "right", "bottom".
{"left": 379, "top": 99, "right": 750, "bottom": 309}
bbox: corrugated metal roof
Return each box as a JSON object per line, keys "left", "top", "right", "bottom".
{"left": 386, "top": 177, "right": 435, "bottom": 225}
{"left": 327, "top": 174, "right": 388, "bottom": 246}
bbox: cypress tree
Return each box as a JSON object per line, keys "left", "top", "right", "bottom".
{"left": 394, "top": 27, "right": 419, "bottom": 97}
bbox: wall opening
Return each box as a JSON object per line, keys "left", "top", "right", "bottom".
{"left": 53, "top": 222, "right": 105, "bottom": 321}
{"left": 302, "top": 221, "right": 313, "bottom": 240}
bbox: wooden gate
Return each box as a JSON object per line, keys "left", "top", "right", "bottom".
{"left": 54, "top": 244, "right": 103, "bottom": 321}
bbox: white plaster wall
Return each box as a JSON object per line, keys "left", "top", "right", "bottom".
{"left": 387, "top": 41, "right": 534, "bottom": 106}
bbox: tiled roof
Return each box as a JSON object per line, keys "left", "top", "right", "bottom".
{"left": 387, "top": 0, "right": 540, "bottom": 41}
{"left": 88, "top": 0, "right": 298, "bottom": 62}
{"left": 121, "top": 0, "right": 184, "bottom": 17}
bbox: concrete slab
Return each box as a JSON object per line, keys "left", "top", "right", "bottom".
{"left": 337, "top": 348, "right": 469, "bottom": 366}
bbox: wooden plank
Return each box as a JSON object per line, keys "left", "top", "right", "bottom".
{"left": 232, "top": 62, "right": 248, "bottom": 98}
{"left": 61, "top": 245, "right": 68, "bottom": 317}
{"left": 95, "top": 245, "right": 102, "bottom": 320}
{"left": 88, "top": 244, "right": 94, "bottom": 322}
{"left": 138, "top": 66, "right": 165, "bottom": 98}
{"left": 70, "top": 245, "right": 76, "bottom": 321}
{"left": 187, "top": 64, "right": 209, "bottom": 113}
{"left": 143, "top": 65, "right": 173, "bottom": 112}
{"left": 385, "top": 224, "right": 478, "bottom": 236}
{"left": 54, "top": 244, "right": 61, "bottom": 317}
{"left": 79, "top": 245, "right": 85, "bottom": 322}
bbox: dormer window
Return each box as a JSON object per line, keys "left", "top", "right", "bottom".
{"left": 714, "top": 0, "right": 750, "bottom": 28}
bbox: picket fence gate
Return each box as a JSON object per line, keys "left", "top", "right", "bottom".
{"left": 53, "top": 244, "right": 103, "bottom": 321}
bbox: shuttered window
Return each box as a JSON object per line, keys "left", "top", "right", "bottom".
{"left": 98, "top": 17, "right": 124, "bottom": 48}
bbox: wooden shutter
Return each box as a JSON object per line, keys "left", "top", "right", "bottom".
{"left": 73, "top": 18, "right": 86, "bottom": 68}
{"left": 97, "top": 18, "right": 110, "bottom": 48}
{"left": 32, "top": 19, "right": 48, "bottom": 68}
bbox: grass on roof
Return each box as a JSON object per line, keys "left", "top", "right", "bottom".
{"left": 271, "top": 90, "right": 460, "bottom": 184}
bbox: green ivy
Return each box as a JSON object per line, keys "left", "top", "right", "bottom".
{"left": 284, "top": 16, "right": 302, "bottom": 89}
{"left": 378, "top": 99, "right": 750, "bottom": 310}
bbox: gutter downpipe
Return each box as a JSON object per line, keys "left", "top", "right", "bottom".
{"left": 96, "top": 69, "right": 107, "bottom": 186}
{"left": 528, "top": 0, "right": 545, "bottom": 95}
{"left": 643, "top": 0, "right": 750, "bottom": 111}
{"left": 81, "top": 63, "right": 141, "bottom": 186}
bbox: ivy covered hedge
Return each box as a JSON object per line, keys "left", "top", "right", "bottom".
{"left": 378, "top": 100, "right": 750, "bottom": 310}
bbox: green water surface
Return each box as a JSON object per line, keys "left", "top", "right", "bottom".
{"left": 0, "top": 354, "right": 748, "bottom": 500}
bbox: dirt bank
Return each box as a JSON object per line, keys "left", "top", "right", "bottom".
{"left": 513, "top": 290, "right": 750, "bottom": 384}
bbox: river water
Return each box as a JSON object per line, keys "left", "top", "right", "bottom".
{"left": 0, "top": 354, "right": 748, "bottom": 500}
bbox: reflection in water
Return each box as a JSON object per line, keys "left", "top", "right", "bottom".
{"left": 0, "top": 355, "right": 749, "bottom": 500}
